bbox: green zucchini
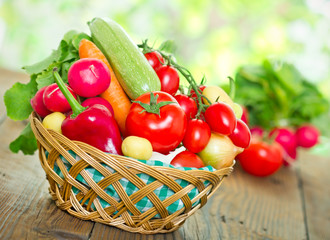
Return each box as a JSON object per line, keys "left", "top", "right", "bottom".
{"left": 88, "top": 17, "right": 161, "bottom": 100}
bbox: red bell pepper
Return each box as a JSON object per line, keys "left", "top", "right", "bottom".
{"left": 53, "top": 68, "right": 122, "bottom": 155}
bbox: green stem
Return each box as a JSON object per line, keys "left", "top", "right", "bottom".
{"left": 161, "top": 54, "right": 211, "bottom": 118}
{"left": 138, "top": 39, "right": 212, "bottom": 119}
{"left": 132, "top": 92, "right": 175, "bottom": 116}
{"left": 228, "top": 76, "right": 236, "bottom": 100}
{"left": 53, "top": 68, "right": 86, "bottom": 118}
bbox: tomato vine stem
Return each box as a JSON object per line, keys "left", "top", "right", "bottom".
{"left": 138, "top": 40, "right": 212, "bottom": 119}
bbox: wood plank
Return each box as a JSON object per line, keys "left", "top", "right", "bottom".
{"left": 203, "top": 163, "right": 307, "bottom": 240}
{"left": 298, "top": 150, "right": 330, "bottom": 239}
{"left": 0, "top": 118, "right": 94, "bottom": 239}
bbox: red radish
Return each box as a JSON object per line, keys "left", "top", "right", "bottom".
{"left": 43, "top": 83, "right": 77, "bottom": 113}
{"left": 250, "top": 126, "right": 264, "bottom": 137}
{"left": 30, "top": 86, "right": 52, "bottom": 117}
{"left": 269, "top": 127, "right": 298, "bottom": 166}
{"left": 241, "top": 105, "right": 249, "bottom": 125}
{"left": 81, "top": 97, "right": 114, "bottom": 116}
{"left": 295, "top": 125, "right": 319, "bottom": 148}
{"left": 68, "top": 58, "right": 111, "bottom": 97}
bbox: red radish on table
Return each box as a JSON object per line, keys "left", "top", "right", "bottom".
{"left": 68, "top": 58, "right": 111, "bottom": 98}
{"left": 269, "top": 127, "right": 298, "bottom": 166}
{"left": 295, "top": 125, "right": 320, "bottom": 148}
{"left": 250, "top": 126, "right": 264, "bottom": 137}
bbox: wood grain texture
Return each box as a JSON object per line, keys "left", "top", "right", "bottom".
{"left": 208, "top": 164, "right": 307, "bottom": 240}
{"left": 298, "top": 150, "right": 330, "bottom": 240}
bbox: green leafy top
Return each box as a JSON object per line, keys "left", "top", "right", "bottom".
{"left": 4, "top": 30, "right": 90, "bottom": 155}
{"left": 234, "top": 58, "right": 330, "bottom": 132}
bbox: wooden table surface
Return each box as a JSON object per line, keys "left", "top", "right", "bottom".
{"left": 0, "top": 68, "right": 329, "bottom": 240}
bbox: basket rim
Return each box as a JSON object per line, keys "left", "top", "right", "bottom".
{"left": 29, "top": 111, "right": 235, "bottom": 175}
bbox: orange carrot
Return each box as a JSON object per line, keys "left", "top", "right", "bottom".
{"left": 79, "top": 38, "right": 131, "bottom": 135}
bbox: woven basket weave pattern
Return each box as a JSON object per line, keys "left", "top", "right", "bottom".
{"left": 29, "top": 112, "right": 233, "bottom": 234}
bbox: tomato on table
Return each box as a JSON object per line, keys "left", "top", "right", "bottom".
{"left": 236, "top": 138, "right": 283, "bottom": 177}
{"left": 126, "top": 91, "right": 187, "bottom": 154}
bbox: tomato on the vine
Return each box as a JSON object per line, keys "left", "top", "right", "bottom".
{"left": 236, "top": 138, "right": 283, "bottom": 177}
{"left": 126, "top": 91, "right": 187, "bottom": 154}
{"left": 170, "top": 151, "right": 205, "bottom": 168}
{"left": 183, "top": 119, "right": 211, "bottom": 153}
{"left": 156, "top": 65, "right": 180, "bottom": 95}
{"left": 144, "top": 51, "right": 165, "bottom": 70}
{"left": 204, "top": 102, "right": 236, "bottom": 135}
{"left": 190, "top": 85, "right": 206, "bottom": 104}
{"left": 229, "top": 118, "right": 251, "bottom": 148}
{"left": 174, "top": 94, "right": 198, "bottom": 120}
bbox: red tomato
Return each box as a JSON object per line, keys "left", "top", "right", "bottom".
{"left": 156, "top": 66, "right": 180, "bottom": 95}
{"left": 170, "top": 151, "right": 205, "bottom": 168}
{"left": 174, "top": 94, "right": 198, "bottom": 120}
{"left": 204, "top": 102, "right": 236, "bottom": 135}
{"left": 229, "top": 119, "right": 251, "bottom": 148}
{"left": 236, "top": 138, "right": 283, "bottom": 177}
{"left": 126, "top": 91, "right": 187, "bottom": 154}
{"left": 144, "top": 51, "right": 165, "bottom": 70}
{"left": 183, "top": 119, "right": 211, "bottom": 153}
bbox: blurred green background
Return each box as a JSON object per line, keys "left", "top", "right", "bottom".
{"left": 0, "top": 0, "right": 329, "bottom": 153}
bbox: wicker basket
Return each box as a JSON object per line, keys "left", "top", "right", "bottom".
{"left": 29, "top": 112, "right": 234, "bottom": 234}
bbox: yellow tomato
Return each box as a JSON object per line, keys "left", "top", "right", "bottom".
{"left": 42, "top": 112, "right": 66, "bottom": 133}
{"left": 202, "top": 86, "right": 234, "bottom": 108}
{"left": 121, "top": 136, "right": 153, "bottom": 160}
{"left": 202, "top": 86, "right": 244, "bottom": 118}
{"left": 233, "top": 103, "right": 243, "bottom": 118}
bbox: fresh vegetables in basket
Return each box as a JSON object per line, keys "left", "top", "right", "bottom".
{"left": 3, "top": 17, "right": 252, "bottom": 233}
{"left": 4, "top": 17, "right": 250, "bottom": 168}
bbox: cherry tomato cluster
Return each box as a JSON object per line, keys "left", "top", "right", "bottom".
{"left": 136, "top": 48, "right": 252, "bottom": 169}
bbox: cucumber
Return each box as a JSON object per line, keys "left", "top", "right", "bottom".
{"left": 88, "top": 18, "right": 161, "bottom": 100}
